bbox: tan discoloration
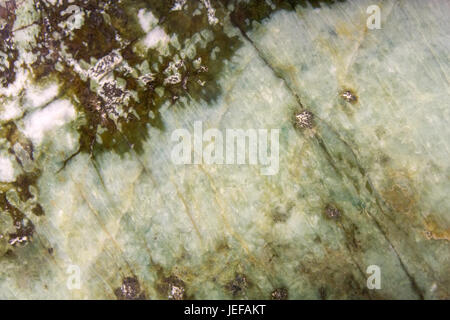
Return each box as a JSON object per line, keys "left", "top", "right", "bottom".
{"left": 295, "top": 248, "right": 382, "bottom": 299}
{"left": 424, "top": 217, "right": 450, "bottom": 241}
{"left": 381, "top": 170, "right": 418, "bottom": 216}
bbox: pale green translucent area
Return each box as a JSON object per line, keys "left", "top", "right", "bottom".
{"left": 0, "top": 0, "right": 449, "bottom": 299}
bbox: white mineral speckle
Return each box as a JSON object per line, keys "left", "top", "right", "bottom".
{"left": 0, "top": 99, "right": 22, "bottom": 121}
{"left": 59, "top": 5, "right": 85, "bottom": 31}
{"left": 137, "top": 9, "right": 158, "bottom": 33}
{"left": 22, "top": 99, "right": 76, "bottom": 145}
{"left": 171, "top": 0, "right": 187, "bottom": 11}
{"left": 0, "top": 152, "right": 17, "bottom": 183}
{"left": 143, "top": 27, "right": 170, "bottom": 49}
{"left": 25, "top": 83, "right": 60, "bottom": 109}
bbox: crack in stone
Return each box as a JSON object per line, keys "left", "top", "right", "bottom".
{"left": 229, "top": 10, "right": 426, "bottom": 299}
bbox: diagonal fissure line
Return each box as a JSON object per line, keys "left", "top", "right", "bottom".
{"left": 229, "top": 15, "right": 305, "bottom": 109}
{"left": 367, "top": 211, "right": 425, "bottom": 299}
{"left": 230, "top": 15, "right": 426, "bottom": 299}
{"left": 171, "top": 179, "right": 204, "bottom": 243}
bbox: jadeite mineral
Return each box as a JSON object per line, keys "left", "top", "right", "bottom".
{"left": 0, "top": 0, "right": 448, "bottom": 299}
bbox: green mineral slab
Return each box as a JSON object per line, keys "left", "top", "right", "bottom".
{"left": 0, "top": 0, "right": 449, "bottom": 299}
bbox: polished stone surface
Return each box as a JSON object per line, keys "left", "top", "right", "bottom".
{"left": 0, "top": 0, "right": 448, "bottom": 299}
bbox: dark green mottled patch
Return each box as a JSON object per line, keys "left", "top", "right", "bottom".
{"left": 30, "top": 0, "right": 242, "bottom": 161}
{"left": 0, "top": 1, "right": 18, "bottom": 87}
{"left": 0, "top": 122, "right": 41, "bottom": 252}
{"left": 0, "top": 193, "right": 35, "bottom": 247}
{"left": 227, "top": 0, "right": 347, "bottom": 33}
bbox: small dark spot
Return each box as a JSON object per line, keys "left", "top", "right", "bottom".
{"left": 294, "top": 110, "right": 314, "bottom": 129}
{"left": 271, "top": 203, "right": 293, "bottom": 223}
{"left": 32, "top": 203, "right": 45, "bottom": 216}
{"left": 3, "top": 249, "right": 16, "bottom": 258}
{"left": 114, "top": 276, "right": 145, "bottom": 300}
{"left": 319, "top": 286, "right": 327, "bottom": 299}
{"left": 365, "top": 181, "right": 373, "bottom": 193}
{"left": 48, "top": 247, "right": 54, "bottom": 255}
{"left": 325, "top": 205, "right": 341, "bottom": 220}
{"left": 380, "top": 155, "right": 390, "bottom": 164}
{"left": 340, "top": 89, "right": 358, "bottom": 103}
{"left": 226, "top": 273, "right": 248, "bottom": 297}
{"left": 344, "top": 223, "right": 361, "bottom": 250}
{"left": 13, "top": 172, "right": 39, "bottom": 202}
{"left": 271, "top": 287, "right": 288, "bottom": 300}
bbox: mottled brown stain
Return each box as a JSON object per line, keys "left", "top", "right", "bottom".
{"left": 0, "top": 121, "right": 42, "bottom": 248}
{"left": 334, "top": 20, "right": 354, "bottom": 38}
{"left": 271, "top": 287, "right": 288, "bottom": 300}
{"left": 424, "top": 217, "right": 450, "bottom": 241}
{"left": 296, "top": 248, "right": 387, "bottom": 299}
{"left": 3, "top": 122, "right": 34, "bottom": 162}
{"left": 14, "top": 172, "right": 40, "bottom": 202}
{"left": 270, "top": 202, "right": 294, "bottom": 223}
{"left": 381, "top": 170, "right": 418, "bottom": 216}
{"left": 31, "top": 204, "right": 45, "bottom": 216}
{"left": 341, "top": 222, "right": 362, "bottom": 251}
{"left": 383, "top": 183, "right": 416, "bottom": 215}
{"left": 0, "top": 0, "right": 18, "bottom": 87}
{"left": 214, "top": 239, "right": 231, "bottom": 253}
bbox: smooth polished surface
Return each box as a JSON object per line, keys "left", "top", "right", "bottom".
{"left": 0, "top": 0, "right": 448, "bottom": 299}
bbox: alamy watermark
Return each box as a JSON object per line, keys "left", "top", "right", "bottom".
{"left": 66, "top": 264, "right": 81, "bottom": 290}
{"left": 367, "top": 5, "right": 381, "bottom": 30}
{"left": 171, "top": 121, "right": 280, "bottom": 175}
{"left": 366, "top": 265, "right": 381, "bottom": 290}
